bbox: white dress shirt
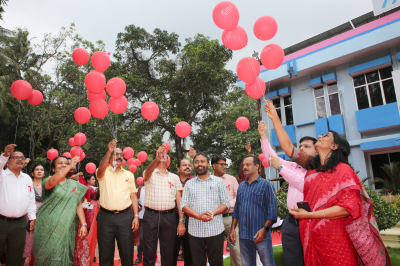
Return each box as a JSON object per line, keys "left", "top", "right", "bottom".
{"left": 0, "top": 153, "right": 36, "bottom": 220}
{"left": 138, "top": 186, "right": 145, "bottom": 219}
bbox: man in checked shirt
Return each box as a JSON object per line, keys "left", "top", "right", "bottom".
{"left": 181, "top": 152, "right": 230, "bottom": 266}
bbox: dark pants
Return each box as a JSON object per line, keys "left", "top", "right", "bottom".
{"left": 97, "top": 209, "right": 134, "bottom": 266}
{"left": 143, "top": 210, "right": 176, "bottom": 266}
{"left": 0, "top": 217, "right": 26, "bottom": 266}
{"left": 137, "top": 219, "right": 143, "bottom": 261}
{"left": 173, "top": 214, "right": 192, "bottom": 266}
{"left": 189, "top": 232, "right": 224, "bottom": 266}
{"left": 282, "top": 214, "right": 304, "bottom": 266}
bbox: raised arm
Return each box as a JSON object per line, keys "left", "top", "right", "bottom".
{"left": 45, "top": 156, "right": 80, "bottom": 190}
{"left": 97, "top": 139, "right": 117, "bottom": 180}
{"left": 144, "top": 144, "right": 165, "bottom": 181}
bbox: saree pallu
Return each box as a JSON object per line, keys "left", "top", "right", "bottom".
{"left": 33, "top": 178, "right": 87, "bottom": 266}
{"left": 300, "top": 163, "right": 390, "bottom": 266}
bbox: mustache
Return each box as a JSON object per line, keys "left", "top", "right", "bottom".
{"left": 116, "top": 158, "right": 122, "bottom": 162}
{"left": 243, "top": 169, "right": 249, "bottom": 172}
{"left": 184, "top": 168, "right": 191, "bottom": 171}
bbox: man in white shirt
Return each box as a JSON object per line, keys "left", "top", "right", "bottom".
{"left": 0, "top": 144, "right": 36, "bottom": 266}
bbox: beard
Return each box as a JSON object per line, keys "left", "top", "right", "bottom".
{"left": 195, "top": 166, "right": 208, "bottom": 176}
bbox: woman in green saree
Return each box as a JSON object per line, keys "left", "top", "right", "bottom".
{"left": 33, "top": 156, "right": 88, "bottom": 266}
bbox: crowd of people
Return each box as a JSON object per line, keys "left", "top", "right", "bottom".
{"left": 0, "top": 101, "right": 392, "bottom": 266}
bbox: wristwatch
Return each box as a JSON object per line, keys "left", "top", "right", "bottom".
{"left": 134, "top": 214, "right": 140, "bottom": 218}
{"left": 277, "top": 164, "right": 284, "bottom": 172}
{"left": 81, "top": 223, "right": 87, "bottom": 227}
{"left": 263, "top": 225, "right": 270, "bottom": 231}
{"left": 179, "top": 219, "right": 185, "bottom": 223}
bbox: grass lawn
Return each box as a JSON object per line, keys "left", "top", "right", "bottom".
{"left": 223, "top": 245, "right": 400, "bottom": 266}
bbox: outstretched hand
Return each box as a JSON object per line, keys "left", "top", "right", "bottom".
{"left": 157, "top": 144, "right": 166, "bottom": 158}
{"left": 245, "top": 142, "right": 251, "bottom": 155}
{"left": 188, "top": 147, "right": 196, "bottom": 158}
{"left": 108, "top": 139, "right": 117, "bottom": 154}
{"left": 264, "top": 101, "right": 280, "bottom": 121}
{"left": 4, "top": 144, "right": 16, "bottom": 157}
{"left": 258, "top": 121, "right": 268, "bottom": 139}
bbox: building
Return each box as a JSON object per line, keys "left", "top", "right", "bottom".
{"left": 238, "top": 8, "right": 400, "bottom": 189}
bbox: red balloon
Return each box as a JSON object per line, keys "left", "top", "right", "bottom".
{"left": 137, "top": 151, "right": 148, "bottom": 163}
{"left": 222, "top": 26, "right": 248, "bottom": 51}
{"left": 127, "top": 158, "right": 135, "bottom": 165}
{"left": 84, "top": 71, "right": 106, "bottom": 94}
{"left": 259, "top": 153, "right": 265, "bottom": 162}
{"left": 91, "top": 51, "right": 110, "bottom": 72}
{"left": 89, "top": 99, "right": 109, "bottom": 119}
{"left": 129, "top": 165, "right": 137, "bottom": 173}
{"left": 237, "top": 57, "right": 260, "bottom": 83}
{"left": 134, "top": 159, "right": 141, "bottom": 167}
{"left": 47, "top": 149, "right": 58, "bottom": 161}
{"left": 72, "top": 48, "right": 90, "bottom": 66}
{"left": 123, "top": 147, "right": 135, "bottom": 159}
{"left": 175, "top": 121, "right": 191, "bottom": 138}
{"left": 167, "top": 155, "right": 171, "bottom": 168}
{"left": 212, "top": 1, "right": 239, "bottom": 30}
{"left": 62, "top": 152, "right": 72, "bottom": 158}
{"left": 109, "top": 96, "right": 128, "bottom": 114}
{"left": 28, "top": 90, "right": 43, "bottom": 106}
{"left": 85, "top": 162, "right": 96, "bottom": 174}
{"left": 253, "top": 16, "right": 278, "bottom": 41}
{"left": 68, "top": 138, "right": 75, "bottom": 147}
{"left": 70, "top": 146, "right": 84, "bottom": 158}
{"left": 107, "top": 78, "right": 126, "bottom": 99}
{"left": 245, "top": 78, "right": 266, "bottom": 100}
{"left": 74, "top": 132, "right": 87, "bottom": 146}
{"left": 163, "top": 142, "right": 171, "bottom": 152}
{"left": 122, "top": 160, "right": 126, "bottom": 167}
{"left": 87, "top": 90, "right": 106, "bottom": 102}
{"left": 80, "top": 152, "right": 86, "bottom": 161}
{"left": 262, "top": 160, "right": 269, "bottom": 168}
{"left": 236, "top": 117, "right": 250, "bottom": 131}
{"left": 136, "top": 177, "right": 143, "bottom": 185}
{"left": 141, "top": 101, "right": 159, "bottom": 121}
{"left": 260, "top": 44, "right": 285, "bottom": 70}
{"left": 10, "top": 80, "right": 32, "bottom": 100}
{"left": 74, "top": 107, "right": 91, "bottom": 124}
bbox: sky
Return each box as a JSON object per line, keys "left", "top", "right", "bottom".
{"left": 2, "top": 0, "right": 374, "bottom": 72}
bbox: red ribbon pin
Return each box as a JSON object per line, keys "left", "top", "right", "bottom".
{"left": 226, "top": 185, "right": 230, "bottom": 191}
{"left": 70, "top": 186, "right": 77, "bottom": 195}
{"left": 125, "top": 179, "right": 129, "bottom": 182}
{"left": 28, "top": 185, "right": 32, "bottom": 192}
{"left": 168, "top": 181, "right": 174, "bottom": 189}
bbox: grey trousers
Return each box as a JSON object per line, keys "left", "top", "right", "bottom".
{"left": 282, "top": 214, "right": 304, "bottom": 266}
{"left": 223, "top": 215, "right": 243, "bottom": 266}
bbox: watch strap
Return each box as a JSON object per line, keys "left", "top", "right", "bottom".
{"left": 278, "top": 165, "right": 284, "bottom": 172}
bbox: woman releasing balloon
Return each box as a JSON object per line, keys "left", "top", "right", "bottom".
{"left": 33, "top": 156, "right": 88, "bottom": 266}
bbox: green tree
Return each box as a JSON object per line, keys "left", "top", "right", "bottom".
{"left": 373, "top": 162, "right": 400, "bottom": 195}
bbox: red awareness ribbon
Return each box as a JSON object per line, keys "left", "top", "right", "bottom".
{"left": 70, "top": 186, "right": 77, "bottom": 195}
{"left": 28, "top": 185, "right": 32, "bottom": 192}
{"left": 125, "top": 179, "right": 129, "bottom": 182}
{"left": 226, "top": 185, "right": 230, "bottom": 191}
{"left": 168, "top": 181, "right": 174, "bottom": 189}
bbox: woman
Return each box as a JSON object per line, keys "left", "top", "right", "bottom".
{"left": 33, "top": 156, "right": 88, "bottom": 265}
{"left": 288, "top": 131, "right": 390, "bottom": 266}
{"left": 21, "top": 164, "right": 45, "bottom": 266}
{"left": 83, "top": 175, "right": 97, "bottom": 230}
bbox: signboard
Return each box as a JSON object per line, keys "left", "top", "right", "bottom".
{"left": 372, "top": 0, "right": 400, "bottom": 16}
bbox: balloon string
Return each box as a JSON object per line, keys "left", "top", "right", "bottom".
{"left": 14, "top": 100, "right": 21, "bottom": 144}
{"left": 28, "top": 107, "right": 35, "bottom": 170}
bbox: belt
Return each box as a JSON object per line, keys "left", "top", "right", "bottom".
{"left": 223, "top": 212, "right": 233, "bottom": 217}
{"left": 100, "top": 206, "right": 131, "bottom": 215}
{"left": 145, "top": 207, "right": 174, "bottom": 214}
{"left": 0, "top": 214, "right": 24, "bottom": 221}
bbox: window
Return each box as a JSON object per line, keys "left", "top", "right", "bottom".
{"left": 327, "top": 83, "right": 341, "bottom": 116}
{"left": 272, "top": 98, "right": 282, "bottom": 122}
{"left": 314, "top": 86, "right": 327, "bottom": 119}
{"left": 283, "top": 95, "right": 293, "bottom": 125}
{"left": 370, "top": 151, "right": 400, "bottom": 189}
{"left": 353, "top": 66, "right": 397, "bottom": 110}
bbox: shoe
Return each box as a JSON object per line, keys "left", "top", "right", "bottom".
{"left": 226, "top": 245, "right": 230, "bottom": 251}
{"left": 134, "top": 258, "right": 142, "bottom": 265}
{"left": 177, "top": 254, "right": 184, "bottom": 261}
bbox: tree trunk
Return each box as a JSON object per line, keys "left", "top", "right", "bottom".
{"left": 174, "top": 135, "right": 183, "bottom": 163}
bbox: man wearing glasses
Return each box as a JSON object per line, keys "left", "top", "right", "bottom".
{"left": 96, "top": 139, "right": 139, "bottom": 266}
{"left": 0, "top": 144, "right": 36, "bottom": 266}
{"left": 211, "top": 155, "right": 243, "bottom": 266}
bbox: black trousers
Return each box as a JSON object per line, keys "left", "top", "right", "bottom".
{"left": 0, "top": 217, "right": 26, "bottom": 266}
{"left": 282, "top": 213, "right": 304, "bottom": 266}
{"left": 143, "top": 210, "right": 176, "bottom": 266}
{"left": 97, "top": 209, "right": 134, "bottom": 266}
{"left": 173, "top": 214, "right": 192, "bottom": 266}
{"left": 189, "top": 232, "right": 224, "bottom": 266}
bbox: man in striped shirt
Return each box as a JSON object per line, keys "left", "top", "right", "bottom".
{"left": 181, "top": 153, "right": 230, "bottom": 266}
{"left": 230, "top": 155, "right": 278, "bottom": 266}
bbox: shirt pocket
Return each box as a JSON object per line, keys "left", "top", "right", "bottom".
{"left": 24, "top": 183, "right": 32, "bottom": 197}
{"left": 251, "top": 190, "right": 264, "bottom": 206}
{"left": 167, "top": 179, "right": 177, "bottom": 196}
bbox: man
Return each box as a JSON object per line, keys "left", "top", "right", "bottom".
{"left": 263, "top": 101, "right": 318, "bottom": 266}
{"left": 0, "top": 144, "right": 36, "bottom": 266}
{"left": 134, "top": 181, "right": 145, "bottom": 265}
{"left": 230, "top": 155, "right": 278, "bottom": 266}
{"left": 181, "top": 153, "right": 230, "bottom": 266}
{"left": 96, "top": 139, "right": 139, "bottom": 266}
{"left": 211, "top": 155, "right": 243, "bottom": 266}
{"left": 143, "top": 144, "right": 183, "bottom": 266}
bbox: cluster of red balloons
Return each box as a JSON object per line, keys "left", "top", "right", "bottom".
{"left": 123, "top": 147, "right": 148, "bottom": 173}
{"left": 66, "top": 132, "right": 87, "bottom": 161}
{"left": 10, "top": 80, "right": 43, "bottom": 106}
{"left": 259, "top": 153, "right": 270, "bottom": 168}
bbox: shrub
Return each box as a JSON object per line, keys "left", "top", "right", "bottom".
{"left": 272, "top": 181, "right": 289, "bottom": 233}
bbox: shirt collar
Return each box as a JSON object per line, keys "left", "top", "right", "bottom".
{"left": 195, "top": 173, "right": 215, "bottom": 181}
{"left": 245, "top": 175, "right": 261, "bottom": 184}
{"left": 154, "top": 167, "right": 169, "bottom": 175}
{"left": 107, "top": 165, "right": 126, "bottom": 173}
{"left": 4, "top": 168, "right": 23, "bottom": 178}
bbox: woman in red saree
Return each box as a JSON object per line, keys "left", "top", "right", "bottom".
{"left": 288, "top": 131, "right": 390, "bottom": 266}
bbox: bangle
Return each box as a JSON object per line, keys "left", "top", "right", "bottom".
{"left": 81, "top": 223, "right": 87, "bottom": 227}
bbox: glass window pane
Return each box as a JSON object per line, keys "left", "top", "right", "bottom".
{"left": 389, "top": 152, "right": 400, "bottom": 164}
{"left": 366, "top": 70, "right": 379, "bottom": 83}
{"left": 276, "top": 107, "right": 282, "bottom": 122}
{"left": 285, "top": 105, "right": 293, "bottom": 125}
{"left": 368, "top": 83, "right": 383, "bottom": 107}
{"left": 370, "top": 153, "right": 390, "bottom": 190}
{"left": 314, "top": 87, "right": 324, "bottom": 98}
{"left": 272, "top": 98, "right": 281, "bottom": 108}
{"left": 329, "top": 93, "right": 341, "bottom": 116}
{"left": 315, "top": 97, "right": 327, "bottom": 119}
{"left": 382, "top": 79, "right": 397, "bottom": 104}
{"left": 355, "top": 86, "right": 370, "bottom": 110}
{"left": 283, "top": 95, "right": 292, "bottom": 106}
{"left": 353, "top": 75, "right": 366, "bottom": 87}
{"left": 327, "top": 83, "right": 338, "bottom": 94}
{"left": 379, "top": 66, "right": 393, "bottom": 80}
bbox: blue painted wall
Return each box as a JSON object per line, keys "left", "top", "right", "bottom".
{"left": 355, "top": 103, "right": 400, "bottom": 132}
{"left": 328, "top": 114, "right": 346, "bottom": 135}
{"left": 315, "top": 118, "right": 329, "bottom": 136}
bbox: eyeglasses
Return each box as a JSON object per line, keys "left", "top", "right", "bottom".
{"left": 321, "top": 132, "right": 331, "bottom": 138}
{"left": 114, "top": 153, "right": 124, "bottom": 157}
{"left": 216, "top": 163, "right": 228, "bottom": 167}
{"left": 10, "top": 156, "right": 25, "bottom": 161}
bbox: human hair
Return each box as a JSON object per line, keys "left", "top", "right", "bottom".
{"left": 178, "top": 158, "right": 191, "bottom": 168}
{"left": 211, "top": 155, "right": 226, "bottom": 166}
{"left": 299, "top": 136, "right": 317, "bottom": 145}
{"left": 7, "top": 150, "right": 24, "bottom": 161}
{"left": 84, "top": 174, "right": 93, "bottom": 183}
{"left": 307, "top": 131, "right": 351, "bottom": 172}
{"left": 50, "top": 156, "right": 68, "bottom": 173}
{"left": 30, "top": 163, "right": 45, "bottom": 178}
{"left": 242, "top": 154, "right": 260, "bottom": 167}
{"left": 193, "top": 153, "right": 209, "bottom": 163}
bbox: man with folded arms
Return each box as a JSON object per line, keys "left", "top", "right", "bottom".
{"left": 0, "top": 144, "right": 36, "bottom": 266}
